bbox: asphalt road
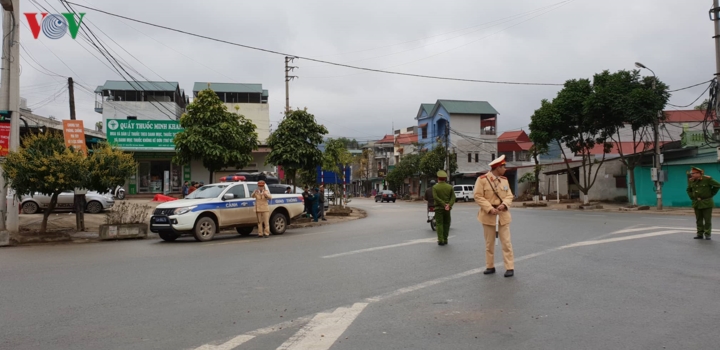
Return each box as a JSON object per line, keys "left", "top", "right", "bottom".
{"left": 1, "top": 198, "right": 719, "bottom": 350}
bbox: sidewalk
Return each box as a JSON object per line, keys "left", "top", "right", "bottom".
{"left": 8, "top": 203, "right": 367, "bottom": 246}
{"left": 507, "top": 200, "right": 711, "bottom": 216}
{"left": 380, "top": 195, "right": 710, "bottom": 217}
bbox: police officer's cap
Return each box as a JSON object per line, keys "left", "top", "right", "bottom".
{"left": 436, "top": 170, "right": 448, "bottom": 178}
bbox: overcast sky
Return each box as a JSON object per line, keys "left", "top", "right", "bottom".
{"left": 13, "top": 0, "right": 714, "bottom": 142}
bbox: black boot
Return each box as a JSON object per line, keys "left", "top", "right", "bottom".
{"left": 504, "top": 270, "right": 514, "bottom": 277}
{"left": 483, "top": 268, "right": 496, "bottom": 275}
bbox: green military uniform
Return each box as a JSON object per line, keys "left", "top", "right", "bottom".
{"left": 686, "top": 167, "right": 720, "bottom": 239}
{"left": 432, "top": 170, "right": 456, "bottom": 245}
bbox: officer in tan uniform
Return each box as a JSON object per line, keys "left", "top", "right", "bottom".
{"left": 473, "top": 155, "right": 516, "bottom": 277}
{"left": 252, "top": 180, "right": 273, "bottom": 237}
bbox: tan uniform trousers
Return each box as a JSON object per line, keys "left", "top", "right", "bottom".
{"left": 483, "top": 223, "right": 514, "bottom": 270}
{"left": 257, "top": 212, "right": 270, "bottom": 236}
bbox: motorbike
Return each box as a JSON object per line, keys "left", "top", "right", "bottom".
{"left": 112, "top": 185, "right": 125, "bottom": 200}
{"left": 427, "top": 206, "right": 436, "bottom": 231}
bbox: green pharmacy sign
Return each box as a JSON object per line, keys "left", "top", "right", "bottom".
{"left": 106, "top": 119, "right": 183, "bottom": 151}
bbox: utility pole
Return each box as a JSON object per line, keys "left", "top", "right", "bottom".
{"left": 68, "top": 77, "right": 85, "bottom": 231}
{"left": 635, "top": 61, "right": 663, "bottom": 210}
{"left": 712, "top": 1, "right": 720, "bottom": 118}
{"left": 445, "top": 124, "right": 450, "bottom": 174}
{"left": 0, "top": 0, "right": 20, "bottom": 244}
{"left": 68, "top": 77, "right": 76, "bottom": 120}
{"left": 654, "top": 109, "right": 663, "bottom": 210}
{"left": 284, "top": 56, "right": 297, "bottom": 114}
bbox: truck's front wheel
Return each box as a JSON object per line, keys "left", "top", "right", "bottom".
{"left": 270, "top": 212, "right": 288, "bottom": 235}
{"left": 193, "top": 216, "right": 216, "bottom": 242}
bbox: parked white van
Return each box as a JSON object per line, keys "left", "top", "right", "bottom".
{"left": 453, "top": 185, "right": 475, "bottom": 202}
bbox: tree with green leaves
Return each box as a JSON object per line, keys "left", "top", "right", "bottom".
{"left": 173, "top": 88, "right": 259, "bottom": 183}
{"left": 2, "top": 133, "right": 136, "bottom": 233}
{"left": 530, "top": 79, "right": 608, "bottom": 205}
{"left": 590, "top": 70, "right": 669, "bottom": 205}
{"left": 267, "top": 108, "right": 328, "bottom": 191}
{"left": 386, "top": 153, "right": 422, "bottom": 195}
{"left": 332, "top": 137, "right": 360, "bottom": 150}
{"left": 529, "top": 70, "right": 668, "bottom": 204}
{"left": 323, "top": 138, "right": 353, "bottom": 205}
{"left": 420, "top": 146, "right": 457, "bottom": 182}
{"left": 528, "top": 143, "right": 548, "bottom": 196}
{"left": 695, "top": 99, "right": 709, "bottom": 111}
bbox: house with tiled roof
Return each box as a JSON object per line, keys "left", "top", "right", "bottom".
{"left": 416, "top": 99, "right": 499, "bottom": 178}
{"left": 498, "top": 130, "right": 534, "bottom": 162}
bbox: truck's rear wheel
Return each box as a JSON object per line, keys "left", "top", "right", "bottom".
{"left": 236, "top": 226, "right": 254, "bottom": 236}
{"left": 159, "top": 231, "right": 180, "bottom": 242}
{"left": 193, "top": 216, "right": 216, "bottom": 242}
{"left": 270, "top": 212, "right": 288, "bottom": 235}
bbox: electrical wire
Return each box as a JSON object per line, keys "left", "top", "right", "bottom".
{"left": 668, "top": 80, "right": 714, "bottom": 93}
{"left": 58, "top": 1, "right": 180, "bottom": 119}
{"left": 667, "top": 84, "right": 711, "bottom": 108}
{"left": 33, "top": 0, "right": 179, "bottom": 121}
{"left": 62, "top": 0, "right": 564, "bottom": 87}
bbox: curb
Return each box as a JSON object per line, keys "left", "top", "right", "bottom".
{"left": 289, "top": 207, "right": 367, "bottom": 229}
{"left": 8, "top": 208, "right": 369, "bottom": 246}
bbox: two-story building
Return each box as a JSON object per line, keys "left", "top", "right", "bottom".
{"left": 416, "top": 99, "right": 499, "bottom": 181}
{"left": 96, "top": 80, "right": 274, "bottom": 196}
{"left": 192, "top": 82, "right": 273, "bottom": 181}
{"left": 393, "top": 126, "right": 418, "bottom": 165}
{"left": 95, "top": 80, "right": 189, "bottom": 195}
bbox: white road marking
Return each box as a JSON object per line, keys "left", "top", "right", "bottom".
{"left": 561, "top": 230, "right": 681, "bottom": 248}
{"left": 192, "top": 228, "right": 692, "bottom": 350}
{"left": 612, "top": 226, "right": 720, "bottom": 235}
{"left": 640, "top": 217, "right": 689, "bottom": 221}
{"left": 276, "top": 303, "right": 368, "bottom": 350}
{"left": 321, "top": 237, "right": 443, "bottom": 259}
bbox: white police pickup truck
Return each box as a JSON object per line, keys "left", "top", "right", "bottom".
{"left": 150, "top": 182, "right": 305, "bottom": 242}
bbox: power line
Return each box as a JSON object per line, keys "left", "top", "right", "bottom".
{"left": 62, "top": 0, "right": 564, "bottom": 87}
{"left": 304, "top": 0, "right": 574, "bottom": 67}
{"left": 667, "top": 83, "right": 711, "bottom": 108}
{"left": 39, "top": 0, "right": 180, "bottom": 121}
{"left": 668, "top": 80, "right": 713, "bottom": 93}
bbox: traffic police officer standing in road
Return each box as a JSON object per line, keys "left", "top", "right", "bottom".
{"left": 474, "top": 155, "right": 516, "bottom": 277}
{"left": 252, "top": 180, "right": 273, "bottom": 237}
{"left": 687, "top": 166, "right": 720, "bottom": 240}
{"left": 432, "top": 170, "right": 456, "bottom": 246}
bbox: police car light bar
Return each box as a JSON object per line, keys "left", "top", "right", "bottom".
{"left": 219, "top": 175, "right": 247, "bottom": 182}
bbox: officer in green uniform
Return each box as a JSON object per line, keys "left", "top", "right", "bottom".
{"left": 686, "top": 166, "right": 720, "bottom": 240}
{"left": 432, "top": 170, "right": 456, "bottom": 246}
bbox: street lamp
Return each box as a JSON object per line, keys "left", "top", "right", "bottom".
{"left": 635, "top": 61, "right": 663, "bottom": 210}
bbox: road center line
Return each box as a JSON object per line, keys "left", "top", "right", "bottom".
{"left": 612, "top": 226, "right": 720, "bottom": 234}
{"left": 321, "top": 237, "right": 440, "bottom": 258}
